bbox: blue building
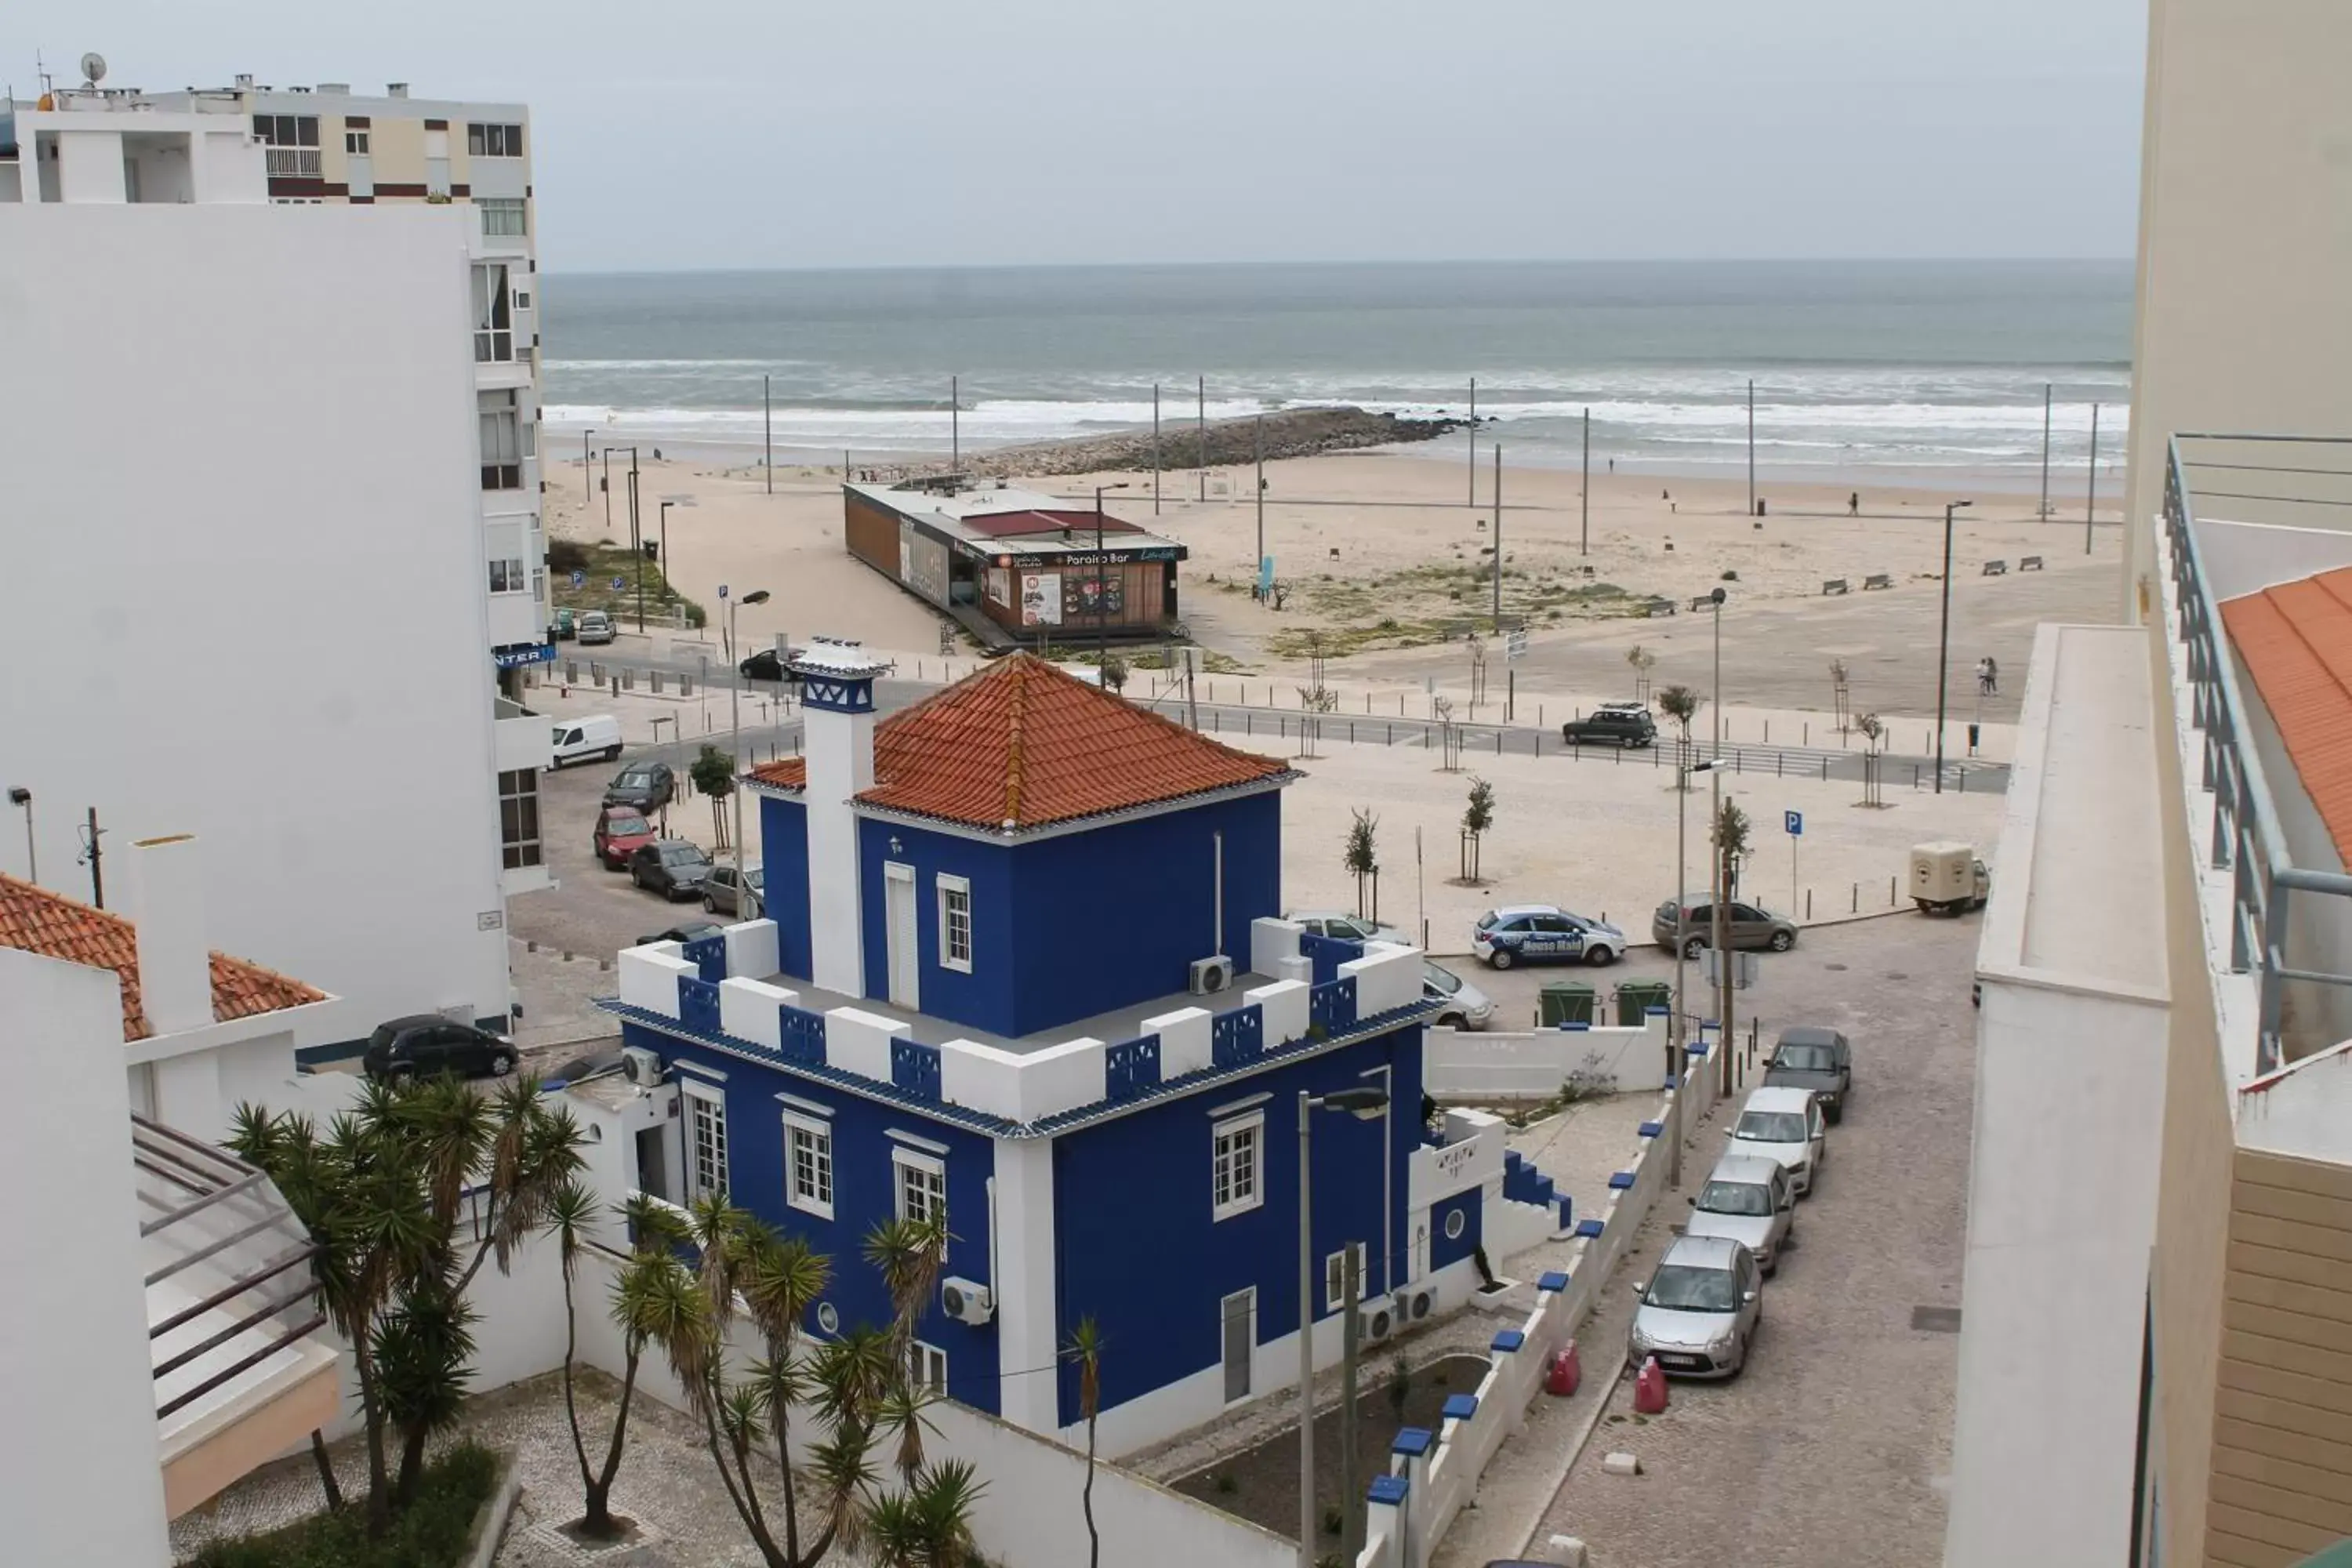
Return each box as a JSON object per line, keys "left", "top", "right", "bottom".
{"left": 601, "top": 649, "right": 1567, "bottom": 1456}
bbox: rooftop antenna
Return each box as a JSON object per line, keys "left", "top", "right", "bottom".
{"left": 80, "top": 52, "right": 107, "bottom": 89}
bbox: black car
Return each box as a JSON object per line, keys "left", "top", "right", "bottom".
{"left": 362, "top": 1015, "right": 517, "bottom": 1082}
{"left": 1762, "top": 1025, "right": 1853, "bottom": 1123}
{"left": 604, "top": 761, "right": 676, "bottom": 811}
{"left": 638, "top": 919, "right": 726, "bottom": 948}
{"left": 632, "top": 839, "right": 714, "bottom": 900}
{"left": 739, "top": 648, "right": 803, "bottom": 685}
{"left": 1562, "top": 703, "right": 1657, "bottom": 748}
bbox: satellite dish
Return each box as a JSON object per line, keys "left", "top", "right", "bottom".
{"left": 80, "top": 52, "right": 107, "bottom": 85}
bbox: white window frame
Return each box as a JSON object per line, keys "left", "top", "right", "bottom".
{"left": 936, "top": 873, "right": 973, "bottom": 974}
{"left": 784, "top": 1110, "right": 835, "bottom": 1220}
{"left": 909, "top": 1340, "right": 947, "bottom": 1398}
{"left": 682, "top": 1080, "right": 729, "bottom": 1205}
{"left": 479, "top": 196, "right": 527, "bottom": 238}
{"left": 1211, "top": 1110, "right": 1265, "bottom": 1221}
{"left": 892, "top": 1146, "right": 947, "bottom": 1231}
{"left": 1324, "top": 1241, "right": 1369, "bottom": 1312}
{"left": 344, "top": 128, "right": 370, "bottom": 155}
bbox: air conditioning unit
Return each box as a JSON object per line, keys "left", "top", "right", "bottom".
{"left": 622, "top": 1046, "right": 665, "bottom": 1088}
{"left": 1397, "top": 1286, "right": 1436, "bottom": 1325}
{"left": 1189, "top": 955, "right": 1235, "bottom": 995}
{"left": 1359, "top": 1301, "right": 1397, "bottom": 1345}
{"left": 941, "top": 1277, "right": 995, "bottom": 1326}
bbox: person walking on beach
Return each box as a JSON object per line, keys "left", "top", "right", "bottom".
{"left": 1849, "top": 492, "right": 1860, "bottom": 517}
{"left": 1976, "top": 656, "right": 1998, "bottom": 698}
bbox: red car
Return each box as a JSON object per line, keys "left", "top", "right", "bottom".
{"left": 593, "top": 804, "right": 655, "bottom": 869}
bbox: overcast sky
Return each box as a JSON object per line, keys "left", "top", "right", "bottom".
{"left": 15, "top": 0, "right": 2151, "bottom": 272}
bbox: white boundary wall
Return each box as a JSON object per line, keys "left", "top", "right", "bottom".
{"left": 1424, "top": 1012, "right": 1671, "bottom": 1101}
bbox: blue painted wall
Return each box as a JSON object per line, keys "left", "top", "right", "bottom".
{"left": 1008, "top": 791, "right": 1282, "bottom": 1038}
{"left": 624, "top": 1022, "right": 1002, "bottom": 1413}
{"left": 1429, "top": 1185, "right": 1482, "bottom": 1274}
{"left": 760, "top": 795, "right": 813, "bottom": 981}
{"left": 856, "top": 819, "right": 1018, "bottom": 1036}
{"left": 1051, "top": 1023, "right": 1423, "bottom": 1428}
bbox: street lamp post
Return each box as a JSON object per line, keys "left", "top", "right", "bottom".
{"left": 727, "top": 590, "right": 771, "bottom": 877}
{"left": 7, "top": 786, "right": 31, "bottom": 885}
{"left": 583, "top": 427, "right": 595, "bottom": 504}
{"left": 1708, "top": 587, "right": 1731, "bottom": 1096}
{"left": 1673, "top": 757, "right": 1726, "bottom": 1190}
{"left": 1936, "top": 500, "right": 1973, "bottom": 794}
{"left": 1298, "top": 1084, "right": 1388, "bottom": 1568}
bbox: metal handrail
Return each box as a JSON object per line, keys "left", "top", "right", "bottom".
{"left": 2161, "top": 434, "right": 2352, "bottom": 1072}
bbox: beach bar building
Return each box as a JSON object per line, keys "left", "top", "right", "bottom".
{"left": 844, "top": 478, "right": 1187, "bottom": 648}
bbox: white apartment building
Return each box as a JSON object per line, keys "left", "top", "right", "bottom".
{"left": 0, "top": 115, "right": 535, "bottom": 1053}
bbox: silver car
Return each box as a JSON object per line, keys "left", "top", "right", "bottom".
{"left": 1628, "top": 1233, "right": 1764, "bottom": 1378}
{"left": 1683, "top": 1152, "right": 1795, "bottom": 1274}
{"left": 702, "top": 862, "right": 764, "bottom": 917}
{"left": 1423, "top": 960, "right": 1496, "bottom": 1029}
{"left": 1730, "top": 1085, "right": 1828, "bottom": 1197}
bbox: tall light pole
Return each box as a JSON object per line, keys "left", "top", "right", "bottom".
{"left": 2085, "top": 403, "right": 2101, "bottom": 557}
{"left": 1468, "top": 376, "right": 1477, "bottom": 506}
{"left": 728, "top": 589, "right": 771, "bottom": 876}
{"left": 1708, "top": 586, "right": 1731, "bottom": 1097}
{"left": 1936, "top": 500, "right": 1973, "bottom": 793}
{"left": 1298, "top": 1084, "right": 1388, "bottom": 1568}
{"left": 659, "top": 501, "right": 673, "bottom": 588}
{"left": 8, "top": 786, "right": 31, "bottom": 885}
{"left": 583, "top": 426, "right": 595, "bottom": 504}
{"left": 1673, "top": 757, "right": 1726, "bottom": 1189}
{"left": 2038, "top": 383, "right": 2053, "bottom": 519}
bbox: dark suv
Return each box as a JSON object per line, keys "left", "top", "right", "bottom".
{"left": 362, "top": 1015, "right": 517, "bottom": 1082}
{"left": 1563, "top": 703, "right": 1657, "bottom": 748}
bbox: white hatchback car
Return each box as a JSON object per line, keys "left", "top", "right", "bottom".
{"left": 1729, "top": 1085, "right": 1828, "bottom": 1197}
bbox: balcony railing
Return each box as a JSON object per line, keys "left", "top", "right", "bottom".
{"left": 263, "top": 147, "right": 321, "bottom": 179}
{"left": 2162, "top": 434, "right": 2352, "bottom": 1072}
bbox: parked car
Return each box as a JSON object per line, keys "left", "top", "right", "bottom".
{"left": 603, "top": 760, "right": 676, "bottom": 812}
{"left": 1650, "top": 898, "right": 1799, "bottom": 957}
{"left": 739, "top": 648, "right": 803, "bottom": 684}
{"left": 703, "top": 862, "right": 765, "bottom": 917}
{"left": 551, "top": 607, "right": 578, "bottom": 641}
{"left": 361, "top": 1015, "right": 517, "bottom": 1082}
{"left": 1423, "top": 960, "right": 1496, "bottom": 1029}
{"left": 637, "top": 919, "right": 726, "bottom": 947}
{"left": 577, "top": 610, "right": 616, "bottom": 646}
{"left": 1561, "top": 701, "right": 1658, "bottom": 749}
{"left": 630, "top": 839, "right": 714, "bottom": 901}
{"left": 1471, "top": 905, "right": 1625, "bottom": 969}
{"left": 1288, "top": 910, "right": 1403, "bottom": 944}
{"left": 1730, "top": 1086, "right": 1828, "bottom": 1196}
{"left": 1628, "top": 1233, "right": 1764, "bottom": 1379}
{"left": 593, "top": 804, "right": 656, "bottom": 870}
{"left": 1764, "top": 1026, "right": 1853, "bottom": 1123}
{"left": 1683, "top": 1152, "right": 1795, "bottom": 1274}
{"left": 550, "top": 715, "right": 623, "bottom": 768}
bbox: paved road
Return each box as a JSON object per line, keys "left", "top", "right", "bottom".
{"left": 1521, "top": 914, "right": 1974, "bottom": 1568}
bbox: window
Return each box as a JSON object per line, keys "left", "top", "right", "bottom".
{"left": 479, "top": 197, "right": 528, "bottom": 238}
{"left": 685, "top": 1084, "right": 728, "bottom": 1203}
{"left": 785, "top": 1112, "right": 834, "bottom": 1218}
{"left": 894, "top": 1148, "right": 947, "bottom": 1229}
{"left": 253, "top": 114, "right": 321, "bottom": 179}
{"left": 344, "top": 129, "right": 370, "bottom": 155}
{"left": 468, "top": 122, "right": 526, "bottom": 158}
{"left": 480, "top": 391, "right": 522, "bottom": 489}
{"left": 488, "top": 556, "right": 527, "bottom": 594}
{"left": 498, "top": 768, "right": 541, "bottom": 869}
{"left": 1211, "top": 1112, "right": 1264, "bottom": 1221}
{"left": 1324, "top": 1241, "right": 1369, "bottom": 1312}
{"left": 1443, "top": 1207, "right": 1466, "bottom": 1241}
{"left": 908, "top": 1341, "right": 947, "bottom": 1399}
{"left": 937, "top": 874, "right": 972, "bottom": 973}
{"left": 473, "top": 263, "right": 513, "bottom": 363}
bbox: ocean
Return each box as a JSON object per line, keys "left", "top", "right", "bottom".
{"left": 537, "top": 260, "right": 2134, "bottom": 488}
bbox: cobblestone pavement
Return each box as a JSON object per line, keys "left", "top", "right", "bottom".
{"left": 1514, "top": 914, "right": 1975, "bottom": 1568}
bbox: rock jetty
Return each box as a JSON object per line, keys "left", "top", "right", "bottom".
{"left": 941, "top": 405, "right": 1468, "bottom": 479}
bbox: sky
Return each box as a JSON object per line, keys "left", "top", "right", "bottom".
{"left": 12, "top": 0, "right": 2152, "bottom": 273}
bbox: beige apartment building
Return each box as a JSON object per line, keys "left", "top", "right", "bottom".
{"left": 1945, "top": 2, "right": 2352, "bottom": 1566}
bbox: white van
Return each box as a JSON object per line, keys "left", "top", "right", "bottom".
{"left": 550, "top": 715, "right": 623, "bottom": 768}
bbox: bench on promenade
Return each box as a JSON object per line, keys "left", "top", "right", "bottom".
{"left": 1863, "top": 573, "right": 1893, "bottom": 590}
{"left": 2019, "top": 555, "right": 2044, "bottom": 571}
{"left": 1642, "top": 596, "right": 1677, "bottom": 618}
{"left": 1690, "top": 595, "right": 1719, "bottom": 612}
{"left": 1982, "top": 560, "right": 2009, "bottom": 576}
{"left": 1821, "top": 579, "right": 1850, "bottom": 596}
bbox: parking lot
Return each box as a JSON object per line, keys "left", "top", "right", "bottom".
{"left": 1519, "top": 913, "right": 1974, "bottom": 1568}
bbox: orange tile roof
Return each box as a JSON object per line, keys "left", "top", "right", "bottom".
{"left": 0, "top": 873, "right": 327, "bottom": 1041}
{"left": 2221, "top": 565, "right": 2352, "bottom": 866}
{"left": 746, "top": 653, "right": 1294, "bottom": 831}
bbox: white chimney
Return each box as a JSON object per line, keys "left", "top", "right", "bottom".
{"left": 129, "top": 834, "right": 212, "bottom": 1037}
{"left": 387, "top": 82, "right": 409, "bottom": 98}
{"left": 795, "top": 642, "right": 891, "bottom": 998}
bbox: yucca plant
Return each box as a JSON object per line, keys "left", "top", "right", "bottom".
{"left": 1062, "top": 1317, "right": 1105, "bottom": 1568}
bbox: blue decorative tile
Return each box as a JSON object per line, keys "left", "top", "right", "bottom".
{"left": 1440, "top": 1393, "right": 1479, "bottom": 1422}
{"left": 1576, "top": 1218, "right": 1604, "bottom": 1238}
{"left": 1490, "top": 1329, "right": 1526, "bottom": 1353}
{"left": 1608, "top": 1171, "right": 1635, "bottom": 1189}
{"left": 1537, "top": 1269, "right": 1571, "bottom": 1293}
{"left": 1639, "top": 1121, "right": 1664, "bottom": 1138}
{"left": 1367, "top": 1475, "right": 1410, "bottom": 1505}
{"left": 1391, "top": 1426, "right": 1435, "bottom": 1457}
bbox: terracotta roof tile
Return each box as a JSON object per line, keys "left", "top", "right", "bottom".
{"left": 2221, "top": 565, "right": 2352, "bottom": 865}
{"left": 745, "top": 653, "right": 1294, "bottom": 831}
{"left": 0, "top": 873, "right": 327, "bottom": 1041}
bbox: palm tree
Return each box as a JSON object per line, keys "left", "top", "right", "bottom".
{"left": 1062, "top": 1317, "right": 1105, "bottom": 1568}
{"left": 546, "top": 1186, "right": 687, "bottom": 1537}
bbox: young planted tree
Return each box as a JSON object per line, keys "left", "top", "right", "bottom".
{"left": 230, "top": 1073, "right": 585, "bottom": 1537}
{"left": 1712, "top": 798, "right": 1752, "bottom": 903}
{"left": 1461, "top": 776, "right": 1496, "bottom": 884}
{"left": 691, "top": 745, "right": 738, "bottom": 851}
{"left": 1097, "top": 652, "right": 1129, "bottom": 695}
{"left": 1343, "top": 809, "right": 1380, "bottom": 919}
{"left": 1626, "top": 642, "right": 1658, "bottom": 702}
{"left": 1657, "top": 683, "right": 1702, "bottom": 783}
{"left": 1062, "top": 1317, "right": 1105, "bottom": 1568}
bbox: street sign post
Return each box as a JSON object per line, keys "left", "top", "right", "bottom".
{"left": 1784, "top": 811, "right": 1802, "bottom": 915}
{"left": 1505, "top": 628, "right": 1529, "bottom": 662}
{"left": 570, "top": 568, "right": 585, "bottom": 589}
{"left": 609, "top": 575, "right": 624, "bottom": 592}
